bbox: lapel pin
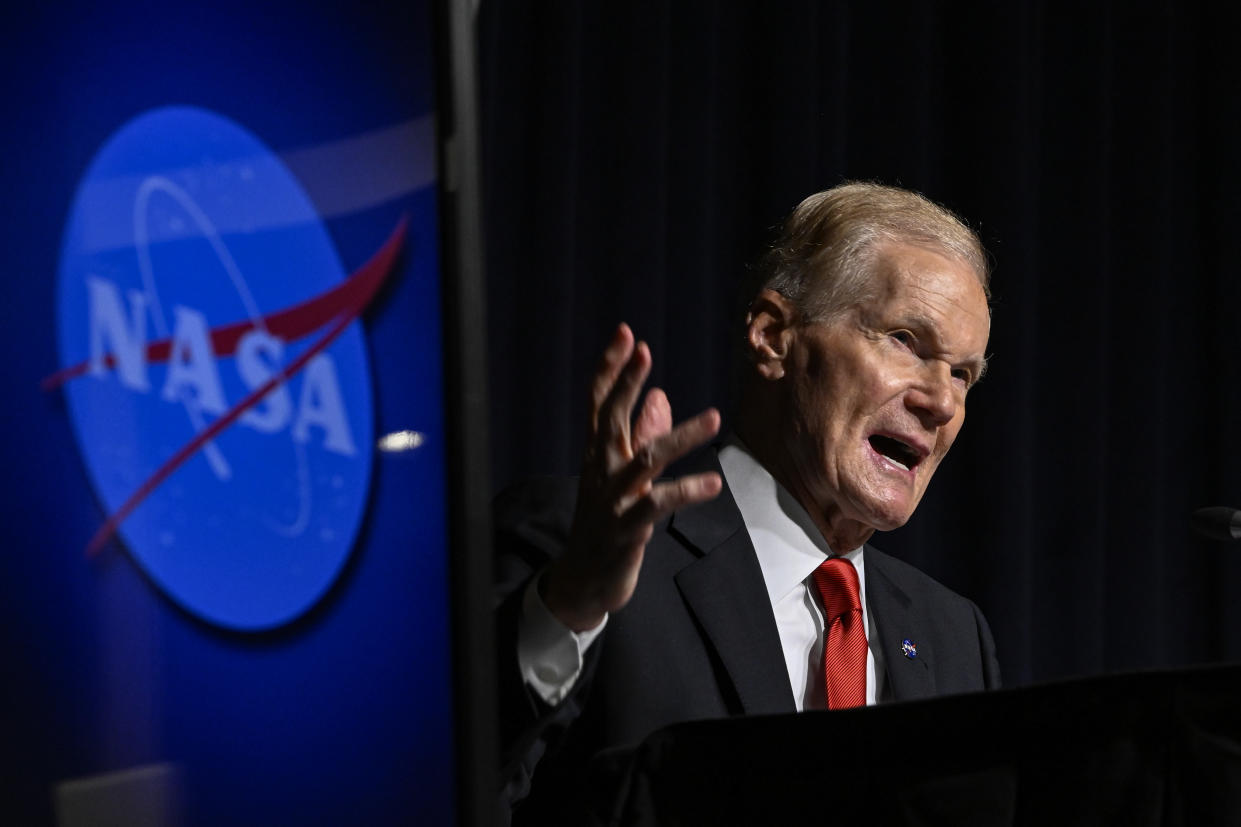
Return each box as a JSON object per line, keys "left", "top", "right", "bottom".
{"left": 901, "top": 639, "right": 917, "bottom": 659}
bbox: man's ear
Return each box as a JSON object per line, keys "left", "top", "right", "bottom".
{"left": 744, "top": 289, "right": 797, "bottom": 381}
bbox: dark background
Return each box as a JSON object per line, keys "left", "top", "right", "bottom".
{"left": 478, "top": 1, "right": 1241, "bottom": 689}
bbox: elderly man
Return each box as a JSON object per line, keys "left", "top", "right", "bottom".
{"left": 496, "top": 182, "right": 1000, "bottom": 822}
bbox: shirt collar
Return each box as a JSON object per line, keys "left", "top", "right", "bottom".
{"left": 717, "top": 438, "right": 864, "bottom": 606}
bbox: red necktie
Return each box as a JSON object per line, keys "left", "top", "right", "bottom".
{"left": 811, "top": 557, "right": 868, "bottom": 710}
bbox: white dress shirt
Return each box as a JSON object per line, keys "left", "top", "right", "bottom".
{"left": 518, "top": 440, "right": 883, "bottom": 709}
{"left": 717, "top": 440, "right": 881, "bottom": 709}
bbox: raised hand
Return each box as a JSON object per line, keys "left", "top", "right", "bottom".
{"left": 541, "top": 323, "right": 722, "bottom": 632}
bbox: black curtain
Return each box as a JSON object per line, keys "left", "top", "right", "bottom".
{"left": 477, "top": 1, "right": 1241, "bottom": 688}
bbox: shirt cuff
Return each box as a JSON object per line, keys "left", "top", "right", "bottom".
{"left": 517, "top": 573, "right": 608, "bottom": 706}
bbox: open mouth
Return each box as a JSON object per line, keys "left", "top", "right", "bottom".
{"left": 868, "top": 434, "right": 923, "bottom": 472}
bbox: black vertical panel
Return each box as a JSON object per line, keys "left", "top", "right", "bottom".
{"left": 436, "top": 1, "right": 494, "bottom": 824}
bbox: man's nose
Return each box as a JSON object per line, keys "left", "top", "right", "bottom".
{"left": 906, "top": 362, "right": 957, "bottom": 427}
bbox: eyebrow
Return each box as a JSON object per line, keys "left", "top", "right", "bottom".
{"left": 973, "top": 355, "right": 990, "bottom": 384}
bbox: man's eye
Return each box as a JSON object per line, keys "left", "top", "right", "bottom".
{"left": 890, "top": 330, "right": 915, "bottom": 348}
{"left": 951, "top": 368, "right": 972, "bottom": 387}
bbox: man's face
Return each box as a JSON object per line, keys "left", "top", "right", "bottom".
{"left": 780, "top": 242, "right": 990, "bottom": 534}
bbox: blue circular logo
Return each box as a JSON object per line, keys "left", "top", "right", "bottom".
{"left": 54, "top": 106, "right": 386, "bottom": 631}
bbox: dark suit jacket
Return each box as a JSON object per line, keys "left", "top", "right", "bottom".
{"left": 495, "top": 451, "right": 1001, "bottom": 824}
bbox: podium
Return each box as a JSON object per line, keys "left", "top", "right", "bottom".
{"left": 607, "top": 664, "right": 1241, "bottom": 826}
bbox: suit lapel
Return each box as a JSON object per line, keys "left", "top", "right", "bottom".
{"left": 667, "top": 459, "right": 797, "bottom": 717}
{"left": 865, "top": 546, "right": 936, "bottom": 701}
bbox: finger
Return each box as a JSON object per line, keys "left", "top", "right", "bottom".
{"left": 617, "top": 471, "right": 724, "bottom": 535}
{"left": 632, "top": 387, "right": 672, "bottom": 451}
{"left": 607, "top": 408, "right": 721, "bottom": 501}
{"left": 587, "top": 324, "right": 635, "bottom": 433}
{"left": 596, "top": 340, "right": 652, "bottom": 451}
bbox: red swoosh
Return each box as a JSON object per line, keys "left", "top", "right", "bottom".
{"left": 41, "top": 219, "right": 403, "bottom": 390}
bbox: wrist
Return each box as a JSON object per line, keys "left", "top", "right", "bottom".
{"left": 540, "top": 563, "right": 607, "bottom": 633}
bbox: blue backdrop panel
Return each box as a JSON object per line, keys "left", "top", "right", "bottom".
{"left": 1, "top": 2, "right": 453, "bottom": 823}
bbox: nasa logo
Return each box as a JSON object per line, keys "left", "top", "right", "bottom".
{"left": 48, "top": 106, "right": 402, "bottom": 631}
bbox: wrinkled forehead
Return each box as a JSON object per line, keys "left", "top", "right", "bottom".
{"left": 869, "top": 238, "right": 988, "bottom": 295}
{"left": 865, "top": 243, "right": 991, "bottom": 346}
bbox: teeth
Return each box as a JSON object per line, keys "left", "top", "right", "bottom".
{"left": 870, "top": 434, "right": 916, "bottom": 471}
